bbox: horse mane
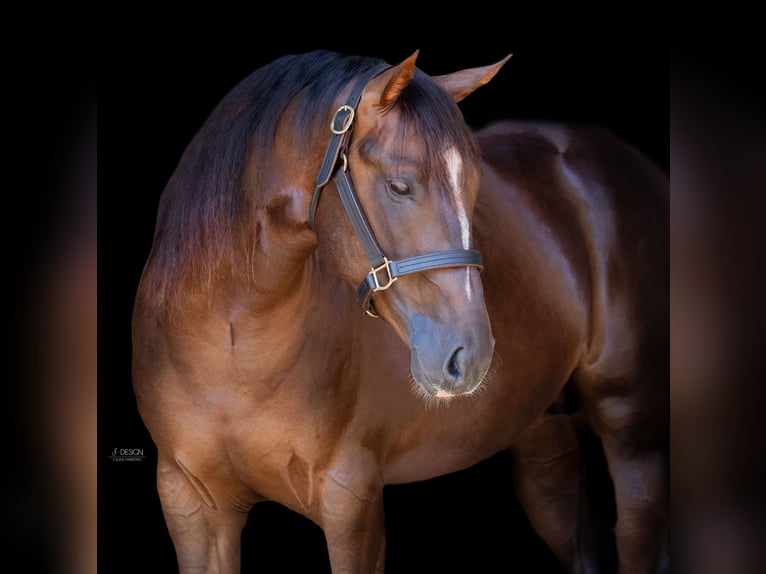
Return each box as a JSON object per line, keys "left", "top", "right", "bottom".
{"left": 141, "top": 50, "right": 480, "bottom": 311}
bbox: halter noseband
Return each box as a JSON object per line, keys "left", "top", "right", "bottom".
{"left": 308, "top": 64, "right": 484, "bottom": 317}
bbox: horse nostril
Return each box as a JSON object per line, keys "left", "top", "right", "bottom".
{"left": 446, "top": 346, "right": 464, "bottom": 381}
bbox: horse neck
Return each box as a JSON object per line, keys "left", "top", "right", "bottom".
{"left": 222, "top": 241, "right": 360, "bottom": 378}
{"left": 222, "top": 246, "right": 332, "bottom": 324}
{"left": 228, "top": 123, "right": 329, "bottom": 313}
{"left": 214, "top": 204, "right": 314, "bottom": 322}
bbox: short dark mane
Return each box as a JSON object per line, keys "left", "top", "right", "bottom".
{"left": 141, "top": 50, "right": 479, "bottom": 310}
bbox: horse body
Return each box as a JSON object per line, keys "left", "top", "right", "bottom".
{"left": 132, "top": 50, "right": 667, "bottom": 573}
{"left": 476, "top": 120, "right": 668, "bottom": 573}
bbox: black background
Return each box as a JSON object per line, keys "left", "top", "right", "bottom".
{"left": 99, "top": 14, "right": 666, "bottom": 574}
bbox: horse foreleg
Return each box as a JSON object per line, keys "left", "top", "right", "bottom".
{"left": 510, "top": 412, "right": 613, "bottom": 574}
{"left": 599, "top": 433, "right": 669, "bottom": 574}
{"left": 318, "top": 453, "right": 386, "bottom": 574}
{"left": 157, "top": 454, "right": 249, "bottom": 574}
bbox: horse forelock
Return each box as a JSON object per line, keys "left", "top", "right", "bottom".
{"left": 388, "top": 71, "right": 481, "bottom": 188}
{"left": 141, "top": 51, "right": 387, "bottom": 311}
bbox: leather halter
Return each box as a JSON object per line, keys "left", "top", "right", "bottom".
{"left": 309, "top": 64, "right": 484, "bottom": 317}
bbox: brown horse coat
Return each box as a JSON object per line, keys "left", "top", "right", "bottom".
{"left": 132, "top": 50, "right": 668, "bottom": 573}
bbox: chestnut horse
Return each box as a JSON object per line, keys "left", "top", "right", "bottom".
{"left": 132, "top": 50, "right": 668, "bottom": 573}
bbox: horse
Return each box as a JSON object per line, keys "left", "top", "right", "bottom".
{"left": 132, "top": 49, "right": 668, "bottom": 573}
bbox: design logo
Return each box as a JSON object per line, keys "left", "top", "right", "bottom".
{"left": 109, "top": 448, "right": 147, "bottom": 462}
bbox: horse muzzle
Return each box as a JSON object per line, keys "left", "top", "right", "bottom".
{"left": 408, "top": 310, "right": 495, "bottom": 397}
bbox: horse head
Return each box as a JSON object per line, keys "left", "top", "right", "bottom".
{"left": 313, "top": 51, "right": 510, "bottom": 398}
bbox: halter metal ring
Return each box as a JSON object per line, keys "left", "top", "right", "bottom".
{"left": 331, "top": 105, "right": 356, "bottom": 135}
{"left": 369, "top": 257, "right": 398, "bottom": 291}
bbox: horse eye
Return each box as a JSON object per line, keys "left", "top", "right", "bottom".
{"left": 387, "top": 180, "right": 411, "bottom": 197}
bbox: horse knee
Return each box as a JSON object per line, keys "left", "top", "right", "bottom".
{"left": 606, "top": 448, "right": 667, "bottom": 511}
{"left": 158, "top": 456, "right": 220, "bottom": 515}
{"left": 512, "top": 414, "right": 587, "bottom": 503}
{"left": 156, "top": 456, "right": 247, "bottom": 574}
{"left": 318, "top": 454, "right": 386, "bottom": 573}
{"left": 320, "top": 467, "right": 384, "bottom": 530}
{"left": 603, "top": 446, "right": 669, "bottom": 573}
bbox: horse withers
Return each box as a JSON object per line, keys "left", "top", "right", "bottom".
{"left": 132, "top": 50, "right": 668, "bottom": 573}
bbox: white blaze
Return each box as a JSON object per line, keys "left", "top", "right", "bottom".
{"left": 443, "top": 146, "right": 473, "bottom": 301}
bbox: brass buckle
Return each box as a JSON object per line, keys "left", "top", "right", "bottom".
{"left": 330, "top": 105, "right": 355, "bottom": 135}
{"left": 369, "top": 257, "right": 397, "bottom": 292}
{"left": 364, "top": 304, "right": 379, "bottom": 319}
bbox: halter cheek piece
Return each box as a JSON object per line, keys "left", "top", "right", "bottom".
{"left": 308, "top": 64, "right": 484, "bottom": 317}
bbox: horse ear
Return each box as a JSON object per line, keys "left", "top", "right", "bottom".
{"left": 378, "top": 50, "right": 420, "bottom": 108}
{"left": 433, "top": 54, "right": 513, "bottom": 103}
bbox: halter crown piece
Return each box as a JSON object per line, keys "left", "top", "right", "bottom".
{"left": 309, "top": 64, "right": 484, "bottom": 317}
